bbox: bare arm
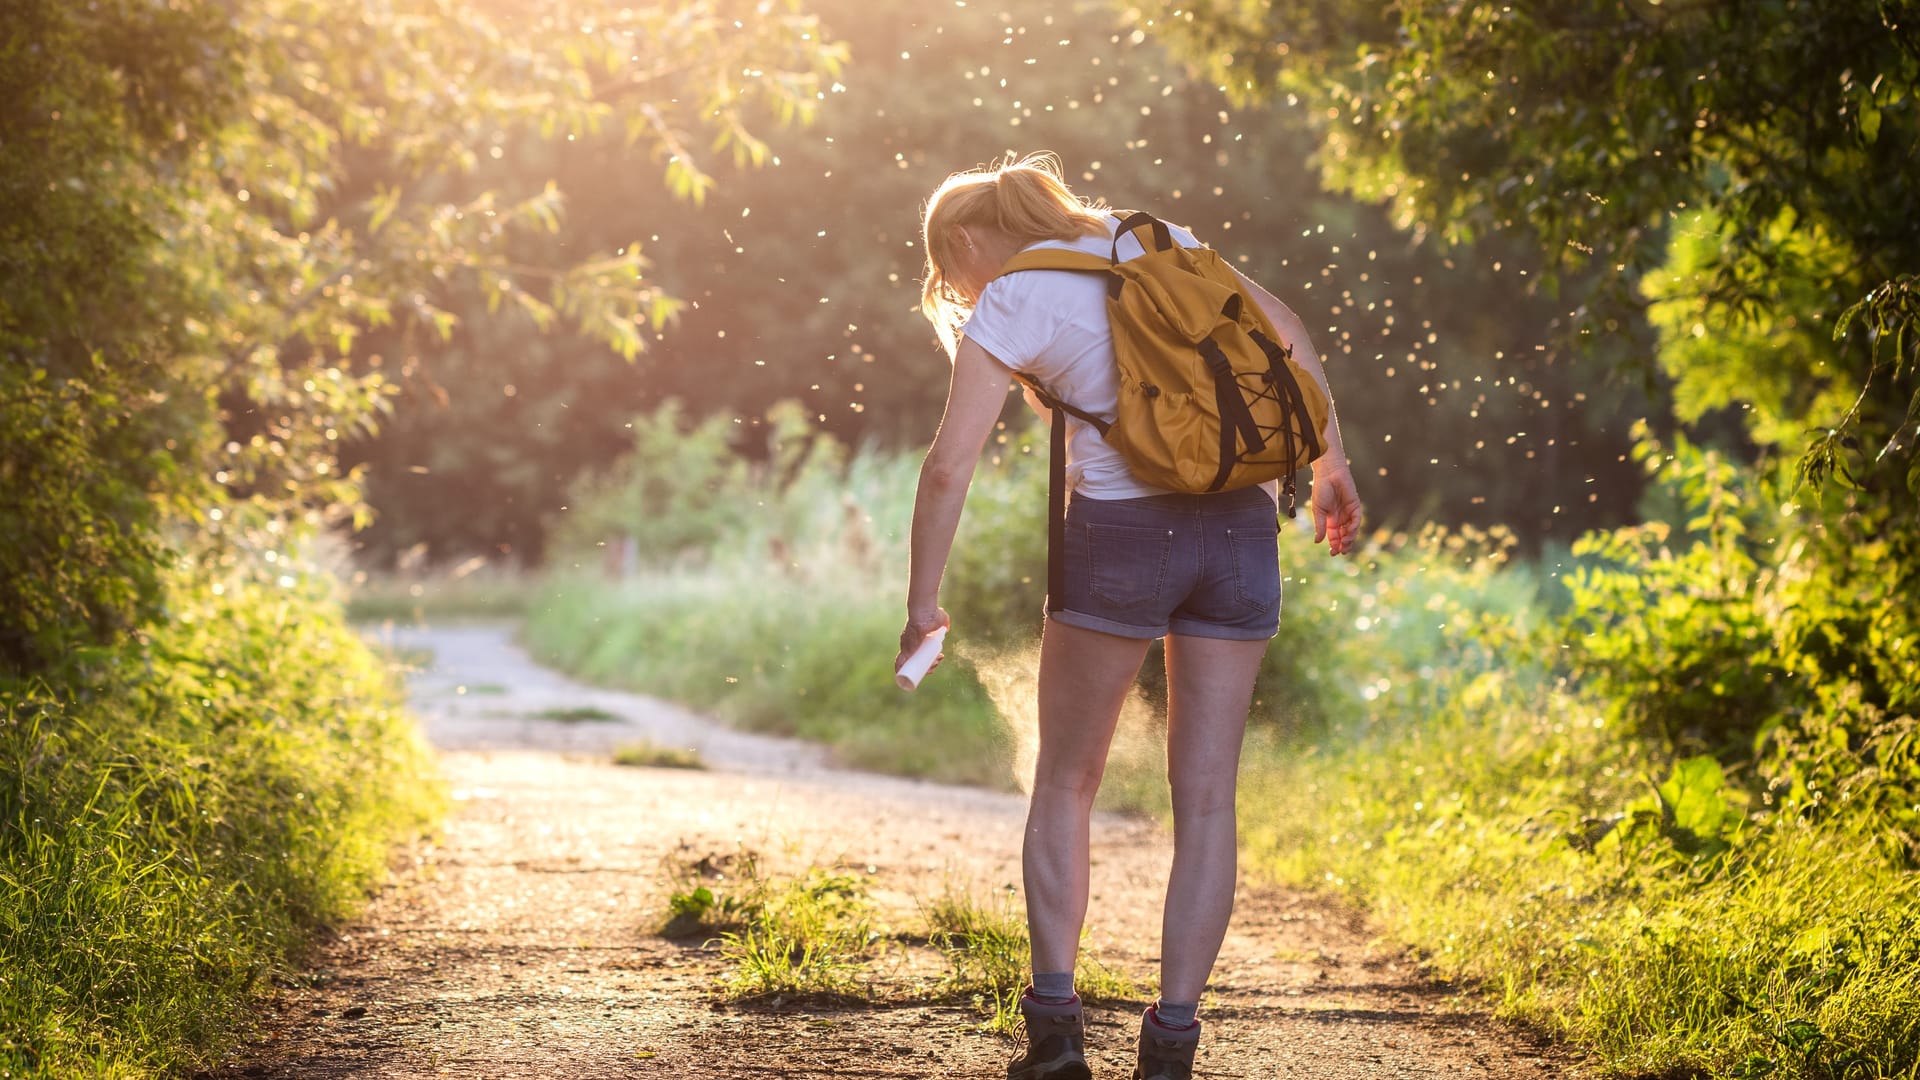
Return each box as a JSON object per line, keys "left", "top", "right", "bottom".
{"left": 1232, "top": 265, "right": 1365, "bottom": 555}
{"left": 898, "top": 335, "right": 1014, "bottom": 664}
{"left": 1231, "top": 265, "right": 1348, "bottom": 468}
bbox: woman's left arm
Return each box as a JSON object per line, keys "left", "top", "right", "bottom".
{"left": 898, "top": 335, "right": 1014, "bottom": 666}
{"left": 1231, "top": 265, "right": 1365, "bottom": 556}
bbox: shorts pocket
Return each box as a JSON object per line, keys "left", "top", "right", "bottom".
{"left": 1086, "top": 523, "right": 1172, "bottom": 608}
{"left": 1227, "top": 526, "right": 1281, "bottom": 611}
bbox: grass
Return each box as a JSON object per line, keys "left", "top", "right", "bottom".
{"left": 925, "top": 885, "right": 1031, "bottom": 1029}
{"left": 522, "top": 424, "right": 1043, "bottom": 789}
{"left": 343, "top": 565, "right": 538, "bottom": 623}
{"left": 0, "top": 562, "right": 442, "bottom": 1078}
{"left": 1238, "top": 681, "right": 1920, "bottom": 1078}
{"left": 613, "top": 740, "right": 706, "bottom": 770}
{"left": 527, "top": 559, "right": 1013, "bottom": 787}
{"left": 657, "top": 856, "right": 1144, "bottom": 1028}
{"left": 718, "top": 869, "right": 880, "bottom": 1002}
{"left": 659, "top": 849, "right": 766, "bottom": 938}
{"left": 538, "top": 704, "right": 620, "bottom": 723}
{"left": 924, "top": 885, "right": 1146, "bottom": 1033}
{"left": 656, "top": 849, "right": 882, "bottom": 1001}
{"left": 1230, "top": 538, "right": 1920, "bottom": 1079}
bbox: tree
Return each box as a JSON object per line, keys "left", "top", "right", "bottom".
{"left": 0, "top": 0, "right": 844, "bottom": 674}
{"left": 1125, "top": 0, "right": 1918, "bottom": 503}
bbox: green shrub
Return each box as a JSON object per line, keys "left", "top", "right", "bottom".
{"left": 1565, "top": 426, "right": 1920, "bottom": 856}
{"left": 1240, "top": 519, "right": 1920, "bottom": 1079}
{"left": 0, "top": 562, "right": 441, "bottom": 1077}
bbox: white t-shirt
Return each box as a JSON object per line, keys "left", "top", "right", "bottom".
{"left": 961, "top": 213, "right": 1203, "bottom": 500}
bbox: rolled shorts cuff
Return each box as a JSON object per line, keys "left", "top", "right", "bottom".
{"left": 1166, "top": 615, "right": 1278, "bottom": 641}
{"left": 1045, "top": 606, "right": 1166, "bottom": 640}
{"left": 1045, "top": 607, "right": 1278, "bottom": 642}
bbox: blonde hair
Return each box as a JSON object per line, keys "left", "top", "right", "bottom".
{"left": 919, "top": 151, "right": 1110, "bottom": 355}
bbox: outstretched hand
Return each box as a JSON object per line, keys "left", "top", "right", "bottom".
{"left": 1310, "top": 462, "right": 1364, "bottom": 557}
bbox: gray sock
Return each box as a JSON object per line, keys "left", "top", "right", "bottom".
{"left": 1030, "top": 971, "right": 1076, "bottom": 1002}
{"left": 1152, "top": 1000, "right": 1199, "bottom": 1029}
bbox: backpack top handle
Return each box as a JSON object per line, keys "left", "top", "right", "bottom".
{"left": 1110, "top": 210, "right": 1174, "bottom": 258}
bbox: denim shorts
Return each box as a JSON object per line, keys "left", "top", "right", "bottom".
{"left": 1049, "top": 486, "right": 1282, "bottom": 641}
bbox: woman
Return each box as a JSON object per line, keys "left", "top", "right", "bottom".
{"left": 896, "top": 153, "right": 1362, "bottom": 1080}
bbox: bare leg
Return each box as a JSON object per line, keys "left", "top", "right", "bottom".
{"left": 1158, "top": 633, "right": 1267, "bottom": 1003}
{"left": 1024, "top": 620, "right": 1153, "bottom": 977}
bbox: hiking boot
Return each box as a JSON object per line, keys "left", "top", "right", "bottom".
{"left": 1131, "top": 1005, "right": 1202, "bottom": 1080}
{"left": 1007, "top": 991, "right": 1090, "bottom": 1080}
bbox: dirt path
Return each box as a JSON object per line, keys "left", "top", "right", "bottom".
{"left": 215, "top": 622, "right": 1580, "bottom": 1079}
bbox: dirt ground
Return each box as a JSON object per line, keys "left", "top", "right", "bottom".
{"left": 212, "top": 623, "right": 1583, "bottom": 1079}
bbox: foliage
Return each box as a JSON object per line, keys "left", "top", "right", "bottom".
{"left": 551, "top": 400, "right": 822, "bottom": 568}
{"left": 342, "top": 566, "right": 537, "bottom": 623}
{"left": 925, "top": 885, "right": 1031, "bottom": 1029}
{"left": 1565, "top": 426, "right": 1920, "bottom": 860}
{"left": 0, "top": 0, "right": 843, "bottom": 676}
{"left": 1237, "top": 563, "right": 1920, "bottom": 1079}
{"left": 1131, "top": 0, "right": 1920, "bottom": 504}
{"left": 1564, "top": 428, "right": 1790, "bottom": 750}
{"left": 0, "top": 0, "right": 228, "bottom": 672}
{"left": 660, "top": 850, "right": 768, "bottom": 938}
{"left": 0, "top": 562, "right": 440, "bottom": 1078}
{"left": 923, "top": 885, "right": 1142, "bottom": 1034}
{"left": 612, "top": 741, "right": 707, "bottom": 771}
{"left": 1814, "top": 273, "right": 1920, "bottom": 497}
{"left": 659, "top": 850, "right": 885, "bottom": 1000}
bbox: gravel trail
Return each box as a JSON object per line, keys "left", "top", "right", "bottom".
{"left": 214, "top": 622, "right": 1580, "bottom": 1079}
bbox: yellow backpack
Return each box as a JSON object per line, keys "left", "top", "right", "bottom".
{"left": 993, "top": 211, "right": 1330, "bottom": 516}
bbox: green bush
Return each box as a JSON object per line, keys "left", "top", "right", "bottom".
{"left": 1239, "top": 637, "right": 1920, "bottom": 1079}
{"left": 1237, "top": 518, "right": 1919, "bottom": 1079}
{"left": 1565, "top": 426, "right": 1920, "bottom": 858}
{"left": 0, "top": 563, "right": 441, "bottom": 1078}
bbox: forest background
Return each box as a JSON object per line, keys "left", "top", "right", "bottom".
{"left": 2, "top": 1, "right": 1916, "bottom": 1078}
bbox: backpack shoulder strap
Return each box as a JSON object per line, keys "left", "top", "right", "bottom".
{"left": 993, "top": 249, "right": 1115, "bottom": 278}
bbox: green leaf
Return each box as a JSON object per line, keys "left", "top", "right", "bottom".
{"left": 1777, "top": 1020, "right": 1824, "bottom": 1054}
{"left": 1859, "top": 98, "right": 1882, "bottom": 144}
{"left": 367, "top": 185, "right": 402, "bottom": 234}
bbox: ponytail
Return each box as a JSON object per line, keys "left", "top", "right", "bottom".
{"left": 919, "top": 151, "right": 1109, "bottom": 356}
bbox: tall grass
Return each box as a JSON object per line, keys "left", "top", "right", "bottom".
{"left": 0, "top": 562, "right": 441, "bottom": 1077}
{"left": 525, "top": 401, "right": 1036, "bottom": 786}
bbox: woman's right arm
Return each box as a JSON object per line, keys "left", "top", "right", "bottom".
{"left": 898, "top": 335, "right": 1014, "bottom": 665}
